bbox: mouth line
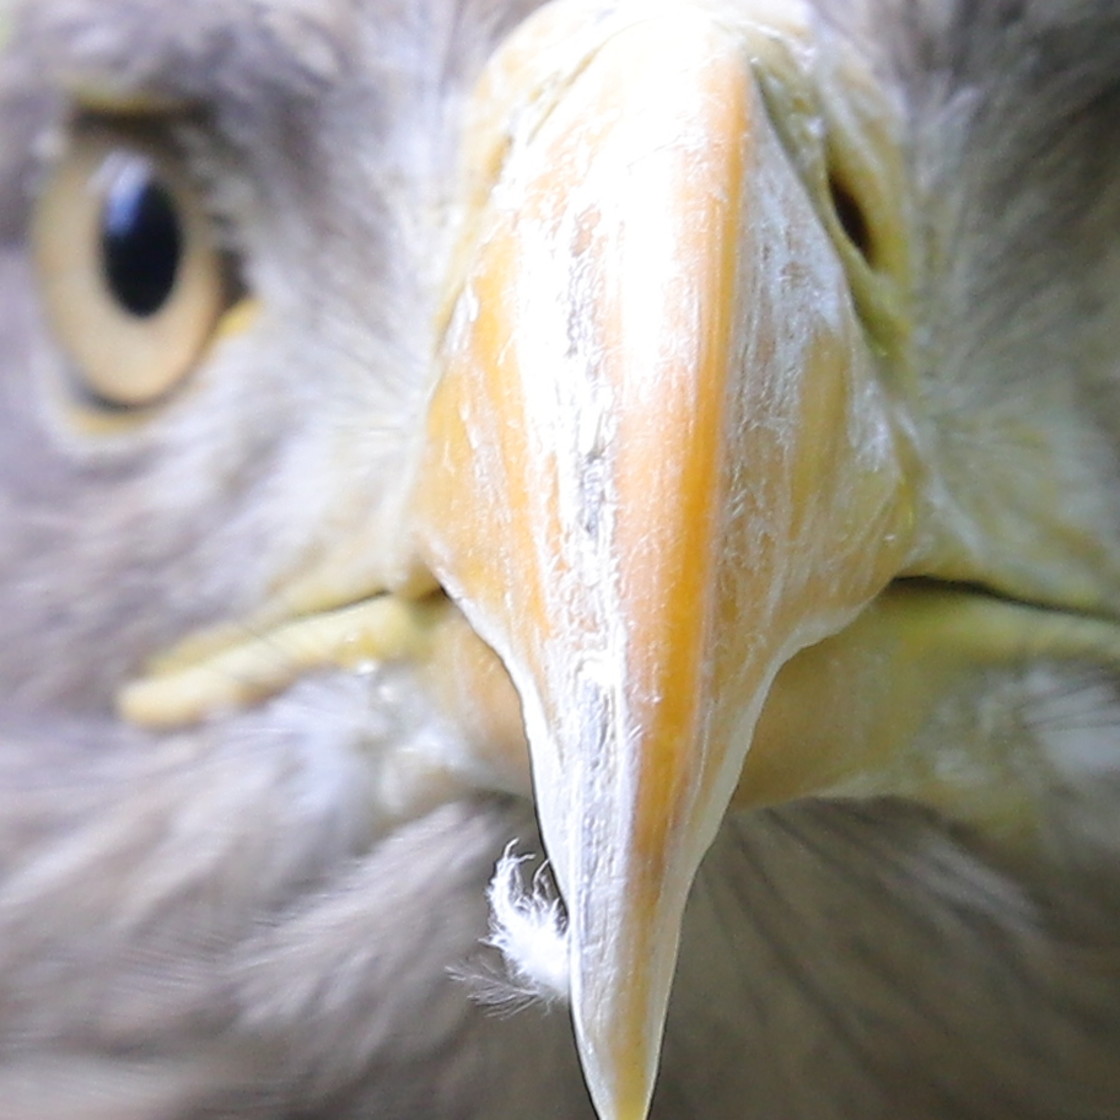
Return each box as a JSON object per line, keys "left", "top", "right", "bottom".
{"left": 118, "top": 571, "right": 1120, "bottom": 734}
{"left": 117, "top": 589, "right": 452, "bottom": 729}
{"left": 894, "top": 574, "right": 1120, "bottom": 632}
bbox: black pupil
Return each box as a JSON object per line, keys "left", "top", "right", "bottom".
{"left": 100, "top": 164, "right": 183, "bottom": 318}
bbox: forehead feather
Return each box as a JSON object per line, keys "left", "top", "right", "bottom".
{"left": 6, "top": 0, "right": 545, "bottom": 115}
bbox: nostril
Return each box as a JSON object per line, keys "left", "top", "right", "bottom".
{"left": 828, "top": 172, "right": 874, "bottom": 264}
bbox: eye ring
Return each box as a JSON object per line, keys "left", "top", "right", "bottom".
{"left": 31, "top": 119, "right": 235, "bottom": 410}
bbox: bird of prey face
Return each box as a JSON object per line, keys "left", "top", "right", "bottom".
{"left": 3, "top": 0, "right": 1120, "bottom": 1117}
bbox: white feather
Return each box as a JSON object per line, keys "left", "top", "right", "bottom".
{"left": 455, "top": 845, "right": 570, "bottom": 1014}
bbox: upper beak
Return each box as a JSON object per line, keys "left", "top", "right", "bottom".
{"left": 413, "top": 3, "right": 916, "bottom": 1118}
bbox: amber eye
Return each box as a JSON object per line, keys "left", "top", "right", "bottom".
{"left": 31, "top": 120, "right": 235, "bottom": 409}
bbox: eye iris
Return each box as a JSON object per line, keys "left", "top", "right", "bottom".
{"left": 100, "top": 161, "right": 183, "bottom": 318}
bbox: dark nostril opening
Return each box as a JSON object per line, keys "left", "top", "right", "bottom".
{"left": 828, "top": 174, "right": 873, "bottom": 263}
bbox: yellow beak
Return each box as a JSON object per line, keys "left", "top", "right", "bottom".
{"left": 414, "top": 4, "right": 915, "bottom": 1117}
